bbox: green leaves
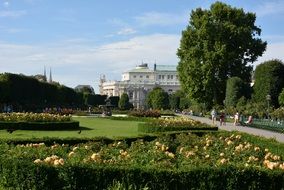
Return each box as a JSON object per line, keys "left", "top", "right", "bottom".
{"left": 177, "top": 2, "right": 266, "bottom": 107}
{"left": 253, "top": 59, "right": 284, "bottom": 107}
{"left": 146, "top": 87, "right": 169, "bottom": 110}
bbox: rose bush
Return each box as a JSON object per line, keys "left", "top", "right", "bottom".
{"left": 1, "top": 132, "right": 283, "bottom": 171}
{"left": 0, "top": 112, "right": 71, "bottom": 122}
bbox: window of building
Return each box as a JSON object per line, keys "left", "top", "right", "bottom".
{"left": 167, "top": 75, "right": 170, "bottom": 79}
{"left": 159, "top": 75, "right": 161, "bottom": 79}
{"left": 129, "top": 92, "right": 133, "bottom": 99}
{"left": 146, "top": 75, "right": 149, "bottom": 78}
{"left": 176, "top": 75, "right": 178, "bottom": 79}
{"left": 133, "top": 75, "right": 136, "bottom": 78}
{"left": 140, "top": 75, "right": 143, "bottom": 78}
{"left": 162, "top": 75, "right": 164, "bottom": 79}
{"left": 171, "top": 75, "right": 173, "bottom": 79}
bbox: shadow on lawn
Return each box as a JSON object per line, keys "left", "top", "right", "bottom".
{"left": 59, "top": 126, "right": 92, "bottom": 131}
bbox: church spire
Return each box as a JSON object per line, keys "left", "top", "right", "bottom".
{"left": 49, "top": 67, "right": 52, "bottom": 83}
{"left": 44, "top": 66, "right": 47, "bottom": 82}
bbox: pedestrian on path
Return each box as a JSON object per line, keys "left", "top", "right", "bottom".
{"left": 211, "top": 108, "right": 217, "bottom": 125}
{"left": 220, "top": 112, "right": 225, "bottom": 126}
{"left": 234, "top": 111, "right": 239, "bottom": 126}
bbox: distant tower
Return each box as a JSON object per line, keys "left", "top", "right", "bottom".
{"left": 49, "top": 67, "right": 52, "bottom": 83}
{"left": 43, "top": 66, "right": 47, "bottom": 82}
{"left": 99, "top": 74, "right": 106, "bottom": 95}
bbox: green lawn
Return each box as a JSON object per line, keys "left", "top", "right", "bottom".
{"left": 0, "top": 117, "right": 142, "bottom": 140}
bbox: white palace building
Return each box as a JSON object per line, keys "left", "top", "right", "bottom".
{"left": 99, "top": 63, "right": 181, "bottom": 108}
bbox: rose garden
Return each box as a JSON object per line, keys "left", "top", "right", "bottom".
{"left": 1, "top": 1, "right": 284, "bottom": 190}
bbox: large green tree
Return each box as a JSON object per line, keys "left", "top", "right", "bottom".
{"left": 253, "top": 59, "right": 284, "bottom": 108}
{"left": 177, "top": 2, "right": 266, "bottom": 107}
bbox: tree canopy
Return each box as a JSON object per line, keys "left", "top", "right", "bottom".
{"left": 146, "top": 87, "right": 169, "bottom": 109}
{"left": 225, "top": 77, "right": 251, "bottom": 108}
{"left": 253, "top": 59, "right": 284, "bottom": 108}
{"left": 118, "top": 93, "right": 133, "bottom": 110}
{"left": 177, "top": 1, "right": 266, "bottom": 107}
{"left": 279, "top": 88, "right": 284, "bottom": 107}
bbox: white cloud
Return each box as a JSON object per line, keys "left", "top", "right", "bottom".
{"left": 0, "top": 34, "right": 181, "bottom": 92}
{"left": 0, "top": 10, "right": 27, "bottom": 18}
{"left": 254, "top": 1, "right": 284, "bottom": 17}
{"left": 117, "top": 27, "right": 137, "bottom": 35}
{"left": 3, "top": 1, "right": 9, "bottom": 8}
{"left": 256, "top": 42, "right": 284, "bottom": 65}
{"left": 134, "top": 11, "right": 187, "bottom": 26}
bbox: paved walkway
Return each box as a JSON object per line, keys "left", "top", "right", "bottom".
{"left": 183, "top": 115, "right": 284, "bottom": 143}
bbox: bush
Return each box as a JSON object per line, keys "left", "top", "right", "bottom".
{"left": 0, "top": 132, "right": 284, "bottom": 189}
{"left": 0, "top": 112, "right": 71, "bottom": 122}
{"left": 129, "top": 110, "right": 161, "bottom": 118}
{"left": 0, "top": 121, "right": 79, "bottom": 130}
{"left": 271, "top": 107, "right": 284, "bottom": 120}
{"left": 138, "top": 117, "right": 217, "bottom": 133}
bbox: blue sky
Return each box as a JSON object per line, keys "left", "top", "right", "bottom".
{"left": 0, "top": 0, "right": 283, "bottom": 93}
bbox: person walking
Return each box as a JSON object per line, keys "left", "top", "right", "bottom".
{"left": 219, "top": 112, "right": 225, "bottom": 126}
{"left": 234, "top": 111, "right": 239, "bottom": 126}
{"left": 211, "top": 108, "right": 217, "bottom": 125}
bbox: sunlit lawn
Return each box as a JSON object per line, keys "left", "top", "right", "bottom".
{"left": 0, "top": 117, "right": 142, "bottom": 140}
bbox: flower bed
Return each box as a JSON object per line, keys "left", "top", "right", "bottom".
{"left": 138, "top": 116, "right": 218, "bottom": 133}
{"left": 0, "top": 113, "right": 79, "bottom": 130}
{"left": 129, "top": 109, "right": 161, "bottom": 117}
{"left": 0, "top": 132, "right": 283, "bottom": 189}
{"left": 0, "top": 113, "right": 72, "bottom": 122}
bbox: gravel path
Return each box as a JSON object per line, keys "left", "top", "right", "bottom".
{"left": 183, "top": 114, "right": 284, "bottom": 143}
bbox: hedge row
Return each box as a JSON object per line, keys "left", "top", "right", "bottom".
{"left": 1, "top": 132, "right": 284, "bottom": 189}
{"left": 138, "top": 123, "right": 218, "bottom": 133}
{"left": 0, "top": 121, "right": 79, "bottom": 130}
{"left": 0, "top": 160, "right": 283, "bottom": 190}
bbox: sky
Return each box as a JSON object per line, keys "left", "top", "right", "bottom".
{"left": 0, "top": 0, "right": 284, "bottom": 93}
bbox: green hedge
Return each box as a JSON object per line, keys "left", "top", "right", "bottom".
{"left": 0, "top": 132, "right": 284, "bottom": 189}
{"left": 138, "top": 123, "right": 218, "bottom": 133}
{"left": 0, "top": 121, "right": 79, "bottom": 130}
{"left": 110, "top": 116, "right": 154, "bottom": 122}
{"left": 0, "top": 160, "right": 283, "bottom": 190}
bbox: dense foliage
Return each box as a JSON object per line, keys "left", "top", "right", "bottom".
{"left": 253, "top": 59, "right": 284, "bottom": 108}
{"left": 0, "top": 113, "right": 79, "bottom": 130}
{"left": 0, "top": 73, "right": 108, "bottom": 111}
{"left": 146, "top": 87, "right": 169, "bottom": 109}
{"left": 0, "top": 132, "right": 283, "bottom": 189}
{"left": 279, "top": 89, "right": 284, "bottom": 107}
{"left": 0, "top": 73, "right": 82, "bottom": 110}
{"left": 128, "top": 109, "right": 161, "bottom": 118}
{"left": 138, "top": 117, "right": 217, "bottom": 133}
{"left": 177, "top": 2, "right": 266, "bottom": 107}
{"left": 118, "top": 93, "right": 133, "bottom": 110}
{"left": 225, "top": 77, "right": 251, "bottom": 107}
{"left": 0, "top": 113, "right": 71, "bottom": 122}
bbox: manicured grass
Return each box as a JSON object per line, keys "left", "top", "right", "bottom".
{"left": 0, "top": 117, "right": 142, "bottom": 140}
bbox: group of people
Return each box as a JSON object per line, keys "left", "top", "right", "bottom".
{"left": 211, "top": 109, "right": 225, "bottom": 126}
{"left": 211, "top": 109, "right": 253, "bottom": 126}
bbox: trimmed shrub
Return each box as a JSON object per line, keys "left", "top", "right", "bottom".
{"left": 138, "top": 117, "right": 217, "bottom": 133}
{"left": 129, "top": 110, "right": 161, "bottom": 118}
{"left": 0, "top": 121, "right": 79, "bottom": 130}
{"left": 0, "top": 132, "right": 284, "bottom": 189}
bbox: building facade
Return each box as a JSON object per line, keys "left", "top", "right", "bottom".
{"left": 99, "top": 63, "right": 181, "bottom": 108}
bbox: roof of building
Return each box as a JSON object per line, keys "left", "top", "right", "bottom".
{"left": 155, "top": 65, "right": 177, "bottom": 71}
{"left": 125, "top": 63, "right": 153, "bottom": 73}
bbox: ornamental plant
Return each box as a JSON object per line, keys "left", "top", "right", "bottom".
{"left": 1, "top": 132, "right": 283, "bottom": 171}
{"left": 0, "top": 112, "right": 71, "bottom": 122}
